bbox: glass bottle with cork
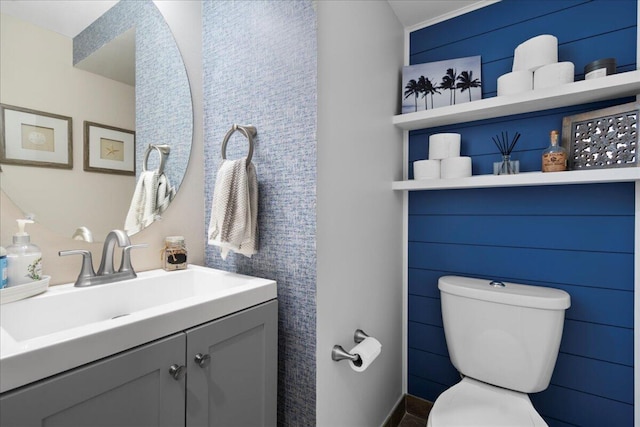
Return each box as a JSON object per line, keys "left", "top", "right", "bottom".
{"left": 162, "top": 236, "right": 187, "bottom": 271}
{"left": 542, "top": 130, "right": 567, "bottom": 172}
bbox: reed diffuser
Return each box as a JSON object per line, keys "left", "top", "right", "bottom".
{"left": 492, "top": 131, "right": 521, "bottom": 175}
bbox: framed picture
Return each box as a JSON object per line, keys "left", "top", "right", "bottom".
{"left": 84, "top": 121, "right": 135, "bottom": 175}
{"left": 402, "top": 55, "right": 482, "bottom": 114}
{"left": 561, "top": 102, "right": 638, "bottom": 170}
{"left": 0, "top": 104, "right": 73, "bottom": 169}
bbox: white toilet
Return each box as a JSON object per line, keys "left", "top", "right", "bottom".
{"left": 427, "top": 276, "right": 571, "bottom": 427}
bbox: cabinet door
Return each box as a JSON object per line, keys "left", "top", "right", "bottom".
{"left": 186, "top": 300, "right": 277, "bottom": 427}
{"left": 0, "top": 333, "right": 186, "bottom": 427}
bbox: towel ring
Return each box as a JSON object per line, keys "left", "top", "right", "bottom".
{"left": 143, "top": 144, "right": 170, "bottom": 175}
{"left": 221, "top": 124, "right": 256, "bottom": 164}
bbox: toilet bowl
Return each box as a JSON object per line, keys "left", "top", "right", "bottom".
{"left": 426, "top": 276, "right": 570, "bottom": 427}
{"left": 426, "top": 377, "right": 547, "bottom": 427}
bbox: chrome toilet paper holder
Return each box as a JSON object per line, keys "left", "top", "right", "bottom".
{"left": 331, "top": 329, "right": 369, "bottom": 363}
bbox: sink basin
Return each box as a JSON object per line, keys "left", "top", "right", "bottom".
{"left": 0, "top": 265, "right": 276, "bottom": 393}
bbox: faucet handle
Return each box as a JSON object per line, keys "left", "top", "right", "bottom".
{"left": 118, "top": 244, "right": 148, "bottom": 274}
{"left": 59, "top": 250, "right": 96, "bottom": 287}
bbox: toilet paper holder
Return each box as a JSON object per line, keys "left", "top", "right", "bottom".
{"left": 331, "top": 329, "right": 369, "bottom": 362}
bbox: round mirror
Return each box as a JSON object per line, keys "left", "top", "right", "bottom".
{"left": 0, "top": 0, "right": 193, "bottom": 242}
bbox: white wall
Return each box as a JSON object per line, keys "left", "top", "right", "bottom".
{"left": 316, "top": 1, "right": 404, "bottom": 425}
{"left": 0, "top": 1, "right": 204, "bottom": 285}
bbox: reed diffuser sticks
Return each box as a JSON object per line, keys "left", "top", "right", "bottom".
{"left": 492, "top": 131, "right": 521, "bottom": 175}
{"left": 492, "top": 131, "right": 521, "bottom": 156}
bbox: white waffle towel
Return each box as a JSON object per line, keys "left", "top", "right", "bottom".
{"left": 156, "top": 173, "right": 176, "bottom": 215}
{"left": 125, "top": 170, "right": 159, "bottom": 235}
{"left": 208, "top": 158, "right": 258, "bottom": 259}
{"left": 124, "top": 171, "right": 175, "bottom": 235}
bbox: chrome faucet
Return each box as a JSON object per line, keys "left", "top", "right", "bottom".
{"left": 97, "top": 230, "right": 131, "bottom": 276}
{"left": 60, "top": 229, "right": 147, "bottom": 287}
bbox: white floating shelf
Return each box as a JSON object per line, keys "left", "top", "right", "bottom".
{"left": 392, "top": 167, "right": 640, "bottom": 191}
{"left": 392, "top": 71, "right": 640, "bottom": 130}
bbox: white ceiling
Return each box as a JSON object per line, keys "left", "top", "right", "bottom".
{"left": 386, "top": 0, "right": 491, "bottom": 28}
{"left": 0, "top": 0, "right": 491, "bottom": 39}
{"left": 0, "top": 0, "right": 118, "bottom": 37}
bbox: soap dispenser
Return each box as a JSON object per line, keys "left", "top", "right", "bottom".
{"left": 0, "top": 246, "right": 7, "bottom": 289}
{"left": 6, "top": 219, "right": 42, "bottom": 287}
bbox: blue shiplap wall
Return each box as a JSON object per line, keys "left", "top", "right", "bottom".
{"left": 407, "top": 1, "right": 636, "bottom": 426}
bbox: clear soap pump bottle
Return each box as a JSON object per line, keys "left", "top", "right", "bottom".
{"left": 542, "top": 130, "right": 567, "bottom": 172}
{"left": 6, "top": 219, "right": 42, "bottom": 287}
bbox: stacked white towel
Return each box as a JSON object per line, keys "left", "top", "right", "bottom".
{"left": 208, "top": 157, "right": 258, "bottom": 260}
{"left": 125, "top": 170, "right": 175, "bottom": 235}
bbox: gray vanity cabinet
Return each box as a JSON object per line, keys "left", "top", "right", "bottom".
{"left": 186, "top": 300, "right": 278, "bottom": 427}
{"left": 0, "top": 333, "right": 186, "bottom": 427}
{"left": 0, "top": 300, "right": 278, "bottom": 427}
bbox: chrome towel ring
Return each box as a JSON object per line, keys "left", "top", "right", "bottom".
{"left": 143, "top": 144, "right": 170, "bottom": 175}
{"left": 221, "top": 124, "right": 256, "bottom": 164}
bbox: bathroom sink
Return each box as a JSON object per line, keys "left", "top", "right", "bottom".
{"left": 0, "top": 265, "right": 276, "bottom": 393}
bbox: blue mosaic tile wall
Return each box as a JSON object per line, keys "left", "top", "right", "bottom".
{"left": 73, "top": 0, "right": 192, "bottom": 193}
{"left": 202, "top": 1, "right": 317, "bottom": 425}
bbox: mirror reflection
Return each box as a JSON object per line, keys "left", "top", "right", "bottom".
{"left": 0, "top": 0, "right": 193, "bottom": 242}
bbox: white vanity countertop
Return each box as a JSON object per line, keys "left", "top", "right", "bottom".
{"left": 0, "top": 265, "right": 277, "bottom": 393}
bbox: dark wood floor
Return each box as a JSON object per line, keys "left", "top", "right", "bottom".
{"left": 398, "top": 412, "right": 427, "bottom": 427}
{"left": 383, "top": 395, "right": 432, "bottom": 427}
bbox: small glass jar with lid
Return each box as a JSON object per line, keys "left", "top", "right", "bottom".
{"left": 162, "top": 236, "right": 187, "bottom": 271}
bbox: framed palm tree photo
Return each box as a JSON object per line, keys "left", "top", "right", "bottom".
{"left": 402, "top": 55, "right": 482, "bottom": 114}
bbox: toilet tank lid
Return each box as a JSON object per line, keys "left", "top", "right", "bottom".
{"left": 438, "top": 276, "right": 570, "bottom": 310}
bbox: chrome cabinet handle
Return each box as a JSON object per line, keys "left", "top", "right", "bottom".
{"left": 169, "top": 364, "right": 185, "bottom": 380}
{"left": 194, "top": 353, "right": 211, "bottom": 368}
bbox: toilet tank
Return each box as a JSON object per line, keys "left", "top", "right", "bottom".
{"left": 438, "top": 276, "right": 570, "bottom": 393}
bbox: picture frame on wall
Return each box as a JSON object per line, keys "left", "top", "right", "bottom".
{"left": 402, "top": 55, "right": 482, "bottom": 114}
{"left": 561, "top": 102, "right": 638, "bottom": 170}
{"left": 0, "top": 104, "right": 73, "bottom": 169}
{"left": 84, "top": 121, "right": 136, "bottom": 175}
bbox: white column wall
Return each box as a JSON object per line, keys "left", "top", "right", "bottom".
{"left": 316, "top": 1, "right": 404, "bottom": 425}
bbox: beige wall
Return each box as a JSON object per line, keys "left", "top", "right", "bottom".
{"left": 0, "top": 13, "right": 135, "bottom": 241}
{"left": 0, "top": 2, "right": 204, "bottom": 285}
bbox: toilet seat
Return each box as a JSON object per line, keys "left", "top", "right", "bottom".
{"left": 426, "top": 377, "right": 548, "bottom": 427}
